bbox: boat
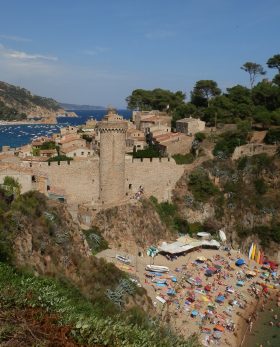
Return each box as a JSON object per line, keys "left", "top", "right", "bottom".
{"left": 145, "top": 265, "right": 169, "bottom": 273}
{"left": 116, "top": 255, "right": 131, "bottom": 264}
{"left": 219, "top": 229, "right": 227, "bottom": 242}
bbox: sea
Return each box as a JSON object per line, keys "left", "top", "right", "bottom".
{"left": 244, "top": 298, "right": 280, "bottom": 347}
{"left": 0, "top": 109, "right": 132, "bottom": 148}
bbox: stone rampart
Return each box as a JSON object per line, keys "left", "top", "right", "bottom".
{"left": 125, "top": 156, "right": 185, "bottom": 201}
{"left": 25, "top": 158, "right": 100, "bottom": 205}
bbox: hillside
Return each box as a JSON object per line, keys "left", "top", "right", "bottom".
{"left": 172, "top": 152, "right": 280, "bottom": 261}
{"left": 0, "top": 81, "right": 64, "bottom": 121}
{"left": 0, "top": 187, "right": 199, "bottom": 347}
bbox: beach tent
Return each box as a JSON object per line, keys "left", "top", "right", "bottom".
{"left": 191, "top": 310, "right": 198, "bottom": 317}
{"left": 235, "top": 258, "right": 245, "bottom": 266}
{"left": 205, "top": 269, "right": 214, "bottom": 277}
{"left": 216, "top": 295, "right": 225, "bottom": 303}
{"left": 237, "top": 280, "right": 244, "bottom": 286}
{"left": 214, "top": 325, "right": 225, "bottom": 332}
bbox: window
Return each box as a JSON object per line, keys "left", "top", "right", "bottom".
{"left": 129, "top": 184, "right": 132, "bottom": 189}
{"left": 74, "top": 153, "right": 76, "bottom": 156}
{"left": 81, "top": 151, "right": 84, "bottom": 155}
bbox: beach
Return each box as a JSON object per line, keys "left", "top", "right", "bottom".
{"left": 97, "top": 247, "right": 279, "bottom": 347}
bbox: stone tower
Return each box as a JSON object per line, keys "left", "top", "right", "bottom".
{"left": 98, "top": 109, "right": 128, "bottom": 205}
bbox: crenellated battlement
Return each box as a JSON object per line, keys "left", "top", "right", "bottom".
{"left": 125, "top": 156, "right": 175, "bottom": 164}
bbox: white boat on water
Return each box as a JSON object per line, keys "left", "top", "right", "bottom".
{"left": 116, "top": 255, "right": 131, "bottom": 264}
{"left": 145, "top": 265, "right": 169, "bottom": 273}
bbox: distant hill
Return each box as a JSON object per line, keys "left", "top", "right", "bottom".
{"left": 59, "top": 102, "right": 105, "bottom": 111}
{"left": 0, "top": 81, "right": 63, "bottom": 121}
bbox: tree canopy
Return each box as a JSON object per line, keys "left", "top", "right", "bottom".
{"left": 241, "top": 62, "right": 266, "bottom": 88}
{"left": 267, "top": 54, "right": 280, "bottom": 73}
{"left": 126, "top": 54, "right": 280, "bottom": 128}
{"left": 126, "top": 88, "right": 185, "bottom": 111}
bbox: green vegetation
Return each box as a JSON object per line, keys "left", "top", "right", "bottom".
{"left": 0, "top": 100, "right": 27, "bottom": 121}
{"left": 126, "top": 54, "right": 280, "bottom": 128}
{"left": 83, "top": 227, "right": 109, "bottom": 255}
{"left": 238, "top": 224, "right": 280, "bottom": 247}
{"left": 132, "top": 145, "right": 161, "bottom": 158}
{"left": 213, "top": 131, "right": 248, "bottom": 158}
{"left": 264, "top": 128, "right": 280, "bottom": 144}
{"left": 48, "top": 155, "right": 73, "bottom": 162}
{"left": 126, "top": 88, "right": 185, "bottom": 111}
{"left": 40, "top": 141, "right": 57, "bottom": 150}
{"left": 0, "top": 263, "right": 200, "bottom": 347}
{"left": 254, "top": 178, "right": 267, "bottom": 195}
{"left": 194, "top": 132, "right": 206, "bottom": 142}
{"left": 0, "top": 80, "right": 60, "bottom": 121}
{"left": 188, "top": 169, "right": 219, "bottom": 202}
{"left": 0, "top": 188, "right": 201, "bottom": 347}
{"left": 172, "top": 153, "right": 195, "bottom": 164}
{"left": 1, "top": 176, "right": 21, "bottom": 197}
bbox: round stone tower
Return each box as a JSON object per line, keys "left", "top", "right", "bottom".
{"left": 98, "top": 109, "right": 128, "bottom": 205}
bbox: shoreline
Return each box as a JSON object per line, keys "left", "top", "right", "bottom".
{"left": 97, "top": 247, "right": 277, "bottom": 347}
{"left": 0, "top": 120, "right": 57, "bottom": 126}
{"left": 240, "top": 291, "right": 280, "bottom": 347}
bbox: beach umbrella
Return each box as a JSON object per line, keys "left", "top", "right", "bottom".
{"left": 213, "top": 331, "right": 222, "bottom": 339}
{"left": 191, "top": 310, "right": 198, "bottom": 317}
{"left": 200, "top": 295, "right": 210, "bottom": 302}
{"left": 205, "top": 269, "right": 214, "bottom": 277}
{"left": 171, "top": 277, "right": 177, "bottom": 282}
{"left": 197, "top": 256, "right": 207, "bottom": 262}
{"left": 204, "top": 285, "right": 211, "bottom": 292}
{"left": 214, "top": 325, "right": 225, "bottom": 332}
{"left": 235, "top": 259, "right": 245, "bottom": 266}
{"left": 246, "top": 270, "right": 257, "bottom": 277}
{"left": 216, "top": 295, "right": 225, "bottom": 303}
{"left": 167, "top": 288, "right": 176, "bottom": 296}
{"left": 214, "top": 264, "right": 222, "bottom": 270}
{"left": 236, "top": 280, "right": 244, "bottom": 286}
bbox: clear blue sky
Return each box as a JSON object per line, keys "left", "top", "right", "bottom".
{"left": 0, "top": 0, "right": 279, "bottom": 107}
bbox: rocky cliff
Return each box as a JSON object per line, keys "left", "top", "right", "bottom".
{"left": 92, "top": 199, "right": 174, "bottom": 254}
{"left": 172, "top": 153, "right": 280, "bottom": 261}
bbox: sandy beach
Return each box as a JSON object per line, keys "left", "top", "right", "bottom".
{"left": 97, "top": 247, "right": 279, "bottom": 347}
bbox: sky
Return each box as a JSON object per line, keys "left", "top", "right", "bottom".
{"left": 0, "top": 0, "right": 279, "bottom": 108}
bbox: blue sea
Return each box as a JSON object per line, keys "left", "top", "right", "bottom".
{"left": 0, "top": 109, "right": 132, "bottom": 148}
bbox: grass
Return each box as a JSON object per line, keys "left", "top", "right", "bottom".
{"left": 0, "top": 262, "right": 201, "bottom": 347}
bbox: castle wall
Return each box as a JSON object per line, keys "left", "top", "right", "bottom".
{"left": 125, "top": 156, "right": 185, "bottom": 201}
{"left": 22, "top": 159, "right": 100, "bottom": 205}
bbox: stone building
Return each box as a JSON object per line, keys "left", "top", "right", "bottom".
{"left": 98, "top": 111, "right": 128, "bottom": 205}
{"left": 154, "top": 132, "right": 193, "bottom": 155}
{"left": 176, "top": 117, "right": 205, "bottom": 135}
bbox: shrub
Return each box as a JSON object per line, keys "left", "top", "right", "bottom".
{"left": 254, "top": 178, "right": 267, "bottom": 195}
{"left": 188, "top": 169, "right": 219, "bottom": 202}
{"left": 133, "top": 145, "right": 161, "bottom": 158}
{"left": 172, "top": 153, "right": 194, "bottom": 164}
{"left": 195, "top": 132, "right": 206, "bottom": 142}
{"left": 48, "top": 155, "right": 73, "bottom": 162}
{"left": 83, "top": 227, "right": 109, "bottom": 255}
{"left": 213, "top": 131, "right": 247, "bottom": 158}
{"left": 264, "top": 128, "right": 280, "bottom": 144}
